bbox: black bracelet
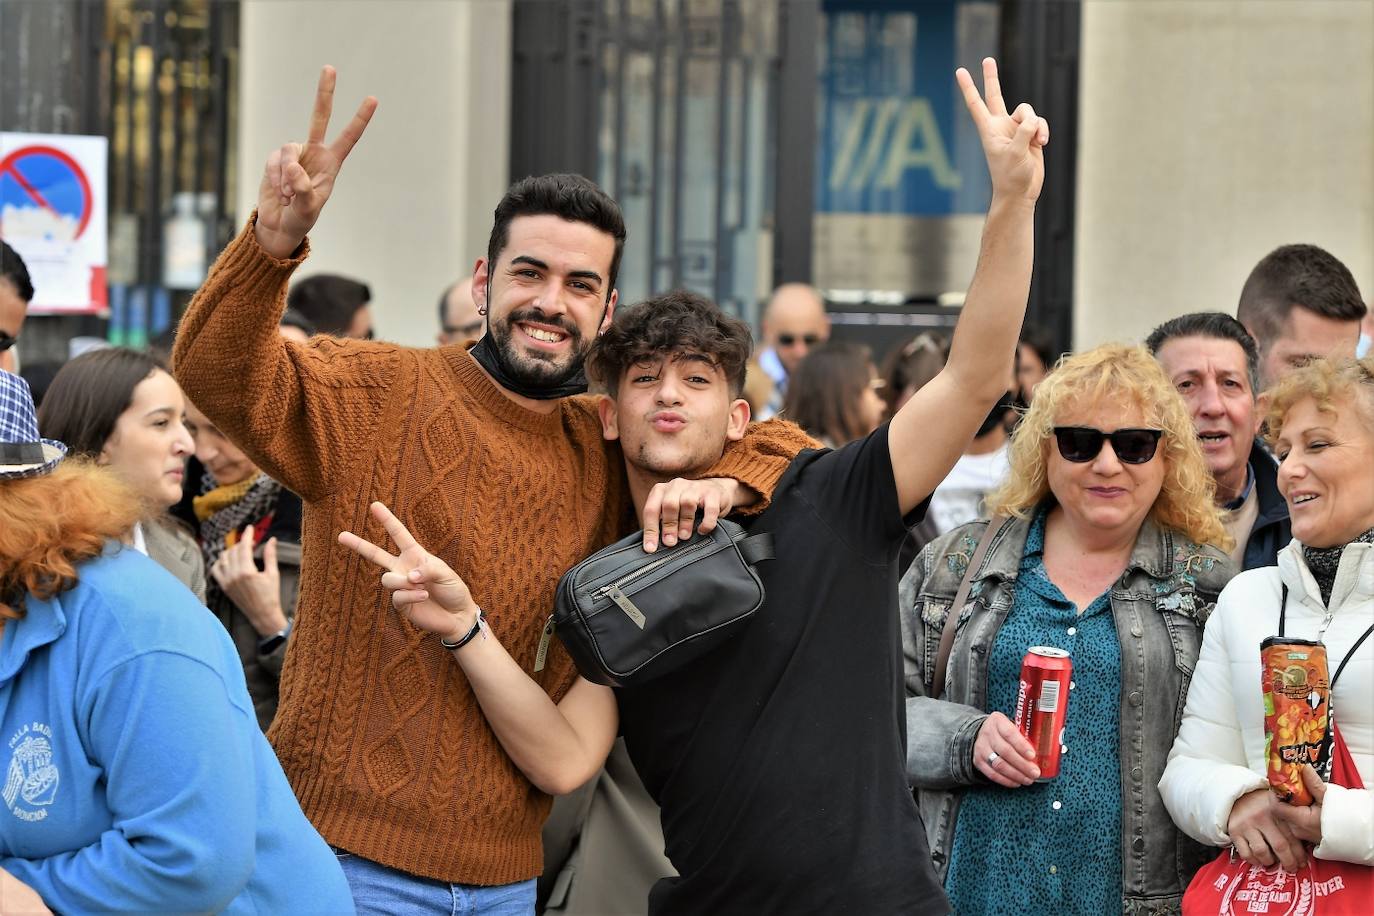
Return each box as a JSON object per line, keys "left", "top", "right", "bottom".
{"left": 256, "top": 622, "right": 291, "bottom": 656}
{"left": 440, "top": 608, "right": 486, "bottom": 650}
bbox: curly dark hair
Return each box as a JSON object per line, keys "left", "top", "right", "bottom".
{"left": 586, "top": 290, "right": 752, "bottom": 397}
{"left": 488, "top": 174, "right": 627, "bottom": 301}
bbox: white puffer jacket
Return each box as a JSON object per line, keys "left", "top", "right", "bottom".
{"left": 1160, "top": 540, "right": 1373, "bottom": 864}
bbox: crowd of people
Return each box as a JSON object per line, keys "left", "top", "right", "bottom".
{"left": 0, "top": 56, "right": 1370, "bottom": 916}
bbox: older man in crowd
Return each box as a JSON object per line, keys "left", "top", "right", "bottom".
{"left": 756, "top": 282, "right": 830, "bottom": 418}
{"left": 1147, "top": 312, "right": 1290, "bottom": 569}
{"left": 436, "top": 277, "right": 483, "bottom": 346}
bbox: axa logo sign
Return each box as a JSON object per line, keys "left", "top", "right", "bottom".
{"left": 5, "top": 723, "right": 60, "bottom": 822}
{"left": 826, "top": 97, "right": 962, "bottom": 194}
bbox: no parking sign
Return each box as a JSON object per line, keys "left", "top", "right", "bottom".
{"left": 0, "top": 133, "right": 108, "bottom": 314}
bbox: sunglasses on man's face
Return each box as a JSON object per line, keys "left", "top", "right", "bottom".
{"left": 444, "top": 319, "right": 485, "bottom": 338}
{"left": 777, "top": 333, "right": 820, "bottom": 347}
{"left": 1052, "top": 427, "right": 1163, "bottom": 465}
{"left": 0, "top": 333, "right": 16, "bottom": 353}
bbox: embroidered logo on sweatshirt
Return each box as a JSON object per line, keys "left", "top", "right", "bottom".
{"left": 4, "top": 723, "right": 60, "bottom": 821}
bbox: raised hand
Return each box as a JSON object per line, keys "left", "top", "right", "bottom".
{"left": 209, "top": 525, "right": 287, "bottom": 638}
{"left": 956, "top": 57, "right": 1048, "bottom": 205}
{"left": 255, "top": 66, "right": 378, "bottom": 259}
{"left": 338, "top": 502, "right": 477, "bottom": 644}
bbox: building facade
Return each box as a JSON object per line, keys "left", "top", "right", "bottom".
{"left": 4, "top": 0, "right": 1370, "bottom": 362}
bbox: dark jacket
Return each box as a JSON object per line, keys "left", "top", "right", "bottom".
{"left": 223, "top": 490, "right": 301, "bottom": 730}
{"left": 173, "top": 465, "right": 301, "bottom": 730}
{"left": 1242, "top": 440, "right": 1291, "bottom": 571}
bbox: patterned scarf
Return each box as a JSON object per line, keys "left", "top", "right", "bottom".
{"left": 193, "top": 470, "right": 282, "bottom": 575}
{"left": 1303, "top": 525, "right": 1374, "bottom": 607}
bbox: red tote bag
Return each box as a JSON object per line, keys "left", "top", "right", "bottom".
{"left": 1182, "top": 724, "right": 1372, "bottom": 915}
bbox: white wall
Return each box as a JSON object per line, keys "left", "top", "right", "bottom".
{"left": 1075, "top": 1, "right": 1373, "bottom": 350}
{"left": 237, "top": 0, "right": 511, "bottom": 346}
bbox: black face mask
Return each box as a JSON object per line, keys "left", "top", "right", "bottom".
{"left": 466, "top": 280, "right": 606, "bottom": 400}
{"left": 468, "top": 333, "right": 590, "bottom": 400}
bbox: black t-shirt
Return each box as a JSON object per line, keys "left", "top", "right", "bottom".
{"left": 616, "top": 424, "right": 949, "bottom": 915}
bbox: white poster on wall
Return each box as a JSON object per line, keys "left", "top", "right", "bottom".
{"left": 0, "top": 132, "right": 109, "bottom": 314}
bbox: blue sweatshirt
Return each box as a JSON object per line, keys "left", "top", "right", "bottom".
{"left": 0, "top": 545, "right": 354, "bottom": 914}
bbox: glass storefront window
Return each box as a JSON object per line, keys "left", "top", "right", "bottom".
{"left": 595, "top": 0, "right": 779, "bottom": 325}
{"left": 814, "top": 0, "right": 998, "bottom": 304}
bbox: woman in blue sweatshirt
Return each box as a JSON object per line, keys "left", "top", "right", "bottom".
{"left": 0, "top": 368, "right": 353, "bottom": 914}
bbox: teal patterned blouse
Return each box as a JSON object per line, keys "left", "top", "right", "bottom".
{"left": 945, "top": 507, "right": 1123, "bottom": 915}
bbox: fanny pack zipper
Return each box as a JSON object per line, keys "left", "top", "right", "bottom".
{"left": 592, "top": 535, "right": 716, "bottom": 599}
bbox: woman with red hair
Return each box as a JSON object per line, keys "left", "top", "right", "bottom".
{"left": 0, "top": 369, "right": 352, "bottom": 913}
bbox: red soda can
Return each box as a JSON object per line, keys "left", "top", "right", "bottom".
{"left": 1012, "top": 646, "right": 1073, "bottom": 781}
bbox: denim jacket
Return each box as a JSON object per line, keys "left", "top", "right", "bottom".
{"left": 900, "top": 513, "right": 1236, "bottom": 915}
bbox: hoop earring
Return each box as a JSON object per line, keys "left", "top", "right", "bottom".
{"left": 478, "top": 305, "right": 487, "bottom": 316}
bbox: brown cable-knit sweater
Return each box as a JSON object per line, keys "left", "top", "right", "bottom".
{"left": 172, "top": 218, "right": 811, "bottom": 885}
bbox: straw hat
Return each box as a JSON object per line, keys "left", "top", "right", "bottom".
{"left": 0, "top": 369, "right": 66, "bottom": 479}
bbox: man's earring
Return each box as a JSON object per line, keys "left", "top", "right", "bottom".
{"left": 478, "top": 305, "right": 487, "bottom": 316}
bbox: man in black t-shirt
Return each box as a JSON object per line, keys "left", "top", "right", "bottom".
{"left": 339, "top": 57, "right": 1046, "bottom": 913}
{"left": 586, "top": 292, "right": 945, "bottom": 912}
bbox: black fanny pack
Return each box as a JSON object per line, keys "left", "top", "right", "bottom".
{"left": 538, "top": 519, "right": 774, "bottom": 687}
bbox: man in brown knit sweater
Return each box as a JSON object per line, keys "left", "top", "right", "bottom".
{"left": 172, "top": 67, "right": 807, "bottom": 913}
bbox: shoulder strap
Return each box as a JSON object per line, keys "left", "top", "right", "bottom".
{"left": 725, "top": 517, "right": 775, "bottom": 565}
{"left": 738, "top": 532, "right": 775, "bottom": 565}
{"left": 932, "top": 516, "right": 1003, "bottom": 699}
{"left": 1331, "top": 623, "right": 1374, "bottom": 691}
{"left": 1269, "top": 585, "right": 1368, "bottom": 692}
{"left": 1276, "top": 581, "right": 1371, "bottom": 690}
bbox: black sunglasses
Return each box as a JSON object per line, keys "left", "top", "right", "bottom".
{"left": 0, "top": 332, "right": 16, "bottom": 353}
{"left": 777, "top": 333, "right": 820, "bottom": 347}
{"left": 444, "top": 319, "right": 485, "bottom": 337}
{"left": 1053, "top": 427, "right": 1163, "bottom": 464}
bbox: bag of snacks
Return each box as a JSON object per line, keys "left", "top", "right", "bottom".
{"left": 1261, "top": 636, "right": 1331, "bottom": 805}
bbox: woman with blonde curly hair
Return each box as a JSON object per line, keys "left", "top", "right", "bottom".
{"left": 899, "top": 343, "right": 1237, "bottom": 914}
{"left": 0, "top": 370, "right": 352, "bottom": 913}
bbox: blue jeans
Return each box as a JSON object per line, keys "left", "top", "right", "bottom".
{"left": 333, "top": 847, "right": 536, "bottom": 916}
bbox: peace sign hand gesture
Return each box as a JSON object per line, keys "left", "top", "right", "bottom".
{"left": 957, "top": 58, "right": 1048, "bottom": 205}
{"left": 338, "top": 501, "right": 478, "bottom": 644}
{"left": 255, "top": 66, "right": 378, "bottom": 259}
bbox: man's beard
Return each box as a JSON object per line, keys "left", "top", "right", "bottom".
{"left": 487, "top": 305, "right": 592, "bottom": 389}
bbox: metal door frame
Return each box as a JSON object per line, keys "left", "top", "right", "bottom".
{"left": 507, "top": 0, "right": 1078, "bottom": 347}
